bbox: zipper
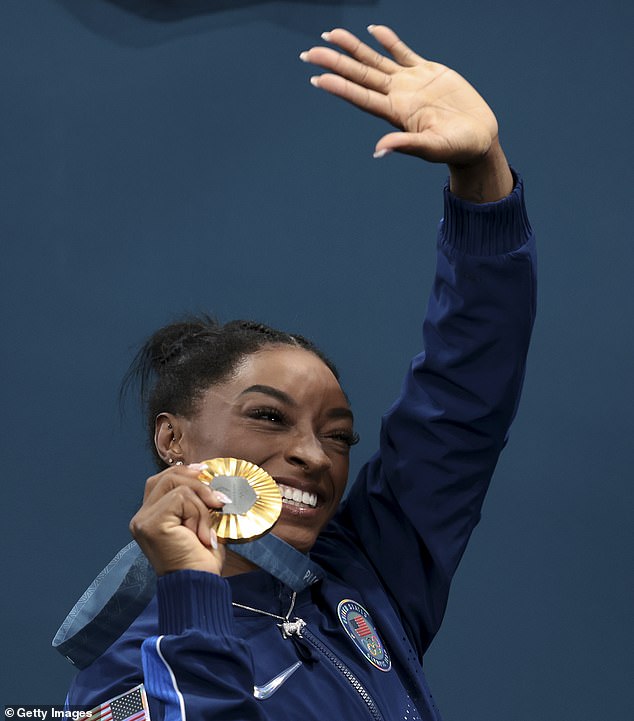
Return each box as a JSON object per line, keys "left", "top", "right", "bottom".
{"left": 296, "top": 624, "right": 385, "bottom": 721}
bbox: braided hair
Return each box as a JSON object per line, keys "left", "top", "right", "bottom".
{"left": 121, "top": 315, "right": 340, "bottom": 468}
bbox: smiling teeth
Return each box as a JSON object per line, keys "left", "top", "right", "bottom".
{"left": 278, "top": 484, "right": 317, "bottom": 508}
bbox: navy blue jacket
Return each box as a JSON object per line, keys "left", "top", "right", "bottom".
{"left": 65, "top": 178, "right": 536, "bottom": 720}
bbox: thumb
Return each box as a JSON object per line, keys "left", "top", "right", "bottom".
{"left": 373, "top": 131, "right": 446, "bottom": 162}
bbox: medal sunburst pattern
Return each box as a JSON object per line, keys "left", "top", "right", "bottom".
{"left": 198, "top": 458, "right": 282, "bottom": 543}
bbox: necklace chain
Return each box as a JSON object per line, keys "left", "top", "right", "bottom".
{"left": 231, "top": 591, "right": 306, "bottom": 638}
{"left": 232, "top": 590, "right": 298, "bottom": 622}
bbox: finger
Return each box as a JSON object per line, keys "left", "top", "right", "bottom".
{"left": 322, "top": 28, "right": 400, "bottom": 74}
{"left": 160, "top": 483, "right": 231, "bottom": 536}
{"left": 374, "top": 130, "right": 450, "bottom": 163}
{"left": 159, "top": 486, "right": 227, "bottom": 555}
{"left": 132, "top": 483, "right": 208, "bottom": 539}
{"left": 177, "top": 489, "right": 214, "bottom": 545}
{"left": 188, "top": 497, "right": 223, "bottom": 557}
{"left": 143, "top": 470, "right": 163, "bottom": 502}
{"left": 200, "top": 481, "right": 233, "bottom": 508}
{"left": 167, "top": 484, "right": 217, "bottom": 524}
{"left": 197, "top": 516, "right": 218, "bottom": 551}
{"left": 142, "top": 465, "right": 198, "bottom": 502}
{"left": 367, "top": 25, "right": 424, "bottom": 67}
{"left": 206, "top": 531, "right": 226, "bottom": 569}
{"left": 144, "top": 467, "right": 226, "bottom": 510}
{"left": 310, "top": 73, "right": 391, "bottom": 120}
{"left": 301, "top": 46, "right": 390, "bottom": 94}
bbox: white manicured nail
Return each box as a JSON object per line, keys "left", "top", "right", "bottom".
{"left": 310, "top": 76, "right": 320, "bottom": 87}
{"left": 188, "top": 462, "right": 207, "bottom": 471}
{"left": 373, "top": 148, "right": 393, "bottom": 159}
{"left": 215, "top": 491, "right": 233, "bottom": 505}
{"left": 321, "top": 31, "right": 331, "bottom": 41}
{"left": 367, "top": 25, "right": 377, "bottom": 33}
{"left": 210, "top": 529, "right": 218, "bottom": 550}
{"left": 299, "top": 51, "right": 309, "bottom": 62}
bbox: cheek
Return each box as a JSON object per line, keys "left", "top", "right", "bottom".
{"left": 190, "top": 429, "right": 283, "bottom": 466}
{"left": 330, "top": 459, "right": 350, "bottom": 504}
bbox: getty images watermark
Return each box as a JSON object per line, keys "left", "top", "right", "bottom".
{"left": 4, "top": 707, "right": 94, "bottom": 719}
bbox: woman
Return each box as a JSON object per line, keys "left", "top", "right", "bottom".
{"left": 58, "top": 26, "right": 536, "bottom": 720}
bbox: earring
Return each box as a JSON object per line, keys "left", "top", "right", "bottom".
{"left": 167, "top": 457, "right": 174, "bottom": 464}
{"left": 175, "top": 460, "right": 184, "bottom": 466}
{"left": 167, "top": 423, "right": 173, "bottom": 430}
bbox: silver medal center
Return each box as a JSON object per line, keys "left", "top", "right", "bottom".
{"left": 212, "top": 475, "right": 257, "bottom": 515}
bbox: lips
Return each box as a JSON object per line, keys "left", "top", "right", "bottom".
{"left": 271, "top": 476, "right": 325, "bottom": 514}
{"left": 277, "top": 483, "right": 318, "bottom": 509}
{"left": 271, "top": 475, "right": 335, "bottom": 548}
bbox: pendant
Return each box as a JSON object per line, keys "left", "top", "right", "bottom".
{"left": 279, "top": 618, "right": 306, "bottom": 638}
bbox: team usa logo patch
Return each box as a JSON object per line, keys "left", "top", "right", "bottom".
{"left": 337, "top": 599, "right": 391, "bottom": 672}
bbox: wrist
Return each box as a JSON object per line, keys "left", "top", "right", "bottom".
{"left": 448, "top": 139, "right": 513, "bottom": 203}
{"left": 441, "top": 172, "right": 532, "bottom": 255}
{"left": 158, "top": 570, "right": 234, "bottom": 635}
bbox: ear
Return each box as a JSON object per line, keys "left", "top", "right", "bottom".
{"left": 155, "top": 412, "right": 185, "bottom": 465}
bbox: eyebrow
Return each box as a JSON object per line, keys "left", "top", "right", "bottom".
{"left": 240, "top": 385, "right": 297, "bottom": 406}
{"left": 239, "top": 384, "right": 354, "bottom": 422}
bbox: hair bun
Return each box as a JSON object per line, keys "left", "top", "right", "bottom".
{"left": 150, "top": 316, "right": 221, "bottom": 371}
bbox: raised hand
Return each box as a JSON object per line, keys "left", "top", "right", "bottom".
{"left": 130, "top": 463, "right": 229, "bottom": 576}
{"left": 301, "top": 25, "right": 513, "bottom": 201}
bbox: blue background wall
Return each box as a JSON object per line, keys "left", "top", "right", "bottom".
{"left": 1, "top": 1, "right": 632, "bottom": 719}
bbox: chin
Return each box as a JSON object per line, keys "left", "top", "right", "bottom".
{"left": 273, "top": 523, "right": 317, "bottom": 555}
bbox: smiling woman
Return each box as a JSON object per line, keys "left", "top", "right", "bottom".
{"left": 134, "top": 322, "right": 358, "bottom": 559}
{"left": 57, "top": 25, "right": 536, "bottom": 721}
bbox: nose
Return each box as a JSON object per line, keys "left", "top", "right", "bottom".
{"left": 284, "top": 428, "right": 332, "bottom": 473}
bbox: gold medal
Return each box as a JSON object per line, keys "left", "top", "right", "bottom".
{"left": 197, "top": 458, "right": 282, "bottom": 543}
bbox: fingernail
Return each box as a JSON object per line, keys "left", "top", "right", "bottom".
{"left": 373, "top": 148, "right": 393, "bottom": 159}
{"left": 299, "top": 51, "right": 309, "bottom": 62}
{"left": 321, "top": 31, "right": 331, "bottom": 41}
{"left": 310, "top": 76, "right": 320, "bottom": 87}
{"left": 210, "top": 529, "right": 218, "bottom": 550}
{"left": 188, "top": 462, "right": 207, "bottom": 471}
{"left": 367, "top": 25, "right": 376, "bottom": 33}
{"left": 215, "top": 491, "right": 233, "bottom": 505}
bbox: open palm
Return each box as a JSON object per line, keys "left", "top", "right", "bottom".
{"left": 303, "top": 25, "right": 499, "bottom": 165}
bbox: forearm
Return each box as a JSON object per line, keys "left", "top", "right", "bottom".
{"left": 142, "top": 571, "right": 266, "bottom": 720}
{"left": 341, "top": 176, "right": 536, "bottom": 654}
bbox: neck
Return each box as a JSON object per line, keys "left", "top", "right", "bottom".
{"left": 221, "top": 548, "right": 259, "bottom": 577}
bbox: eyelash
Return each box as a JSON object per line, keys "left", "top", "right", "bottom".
{"left": 248, "top": 407, "right": 360, "bottom": 447}
{"left": 327, "top": 430, "right": 361, "bottom": 447}
{"left": 248, "top": 407, "right": 289, "bottom": 424}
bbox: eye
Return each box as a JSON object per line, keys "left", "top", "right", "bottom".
{"left": 324, "top": 430, "right": 360, "bottom": 448}
{"left": 248, "top": 407, "right": 289, "bottom": 425}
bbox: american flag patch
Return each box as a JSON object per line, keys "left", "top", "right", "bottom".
{"left": 351, "top": 615, "right": 372, "bottom": 637}
{"left": 337, "top": 598, "right": 391, "bottom": 672}
{"left": 88, "top": 684, "right": 150, "bottom": 721}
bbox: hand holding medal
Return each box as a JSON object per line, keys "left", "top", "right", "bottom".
{"left": 128, "top": 460, "right": 229, "bottom": 577}
{"left": 129, "top": 458, "right": 282, "bottom": 576}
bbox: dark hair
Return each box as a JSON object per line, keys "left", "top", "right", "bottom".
{"left": 121, "top": 314, "right": 341, "bottom": 468}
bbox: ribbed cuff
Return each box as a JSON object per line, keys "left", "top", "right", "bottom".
{"left": 157, "top": 570, "right": 234, "bottom": 636}
{"left": 440, "top": 172, "right": 533, "bottom": 256}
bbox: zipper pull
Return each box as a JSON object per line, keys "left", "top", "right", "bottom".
{"left": 277, "top": 618, "right": 318, "bottom": 663}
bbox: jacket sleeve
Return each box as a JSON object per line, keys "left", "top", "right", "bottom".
{"left": 141, "top": 570, "right": 266, "bottom": 721}
{"left": 325, "top": 175, "right": 536, "bottom": 659}
{"left": 66, "top": 571, "right": 265, "bottom": 720}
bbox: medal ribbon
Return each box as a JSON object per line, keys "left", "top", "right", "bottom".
{"left": 53, "top": 536, "right": 324, "bottom": 668}
{"left": 229, "top": 534, "right": 324, "bottom": 592}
